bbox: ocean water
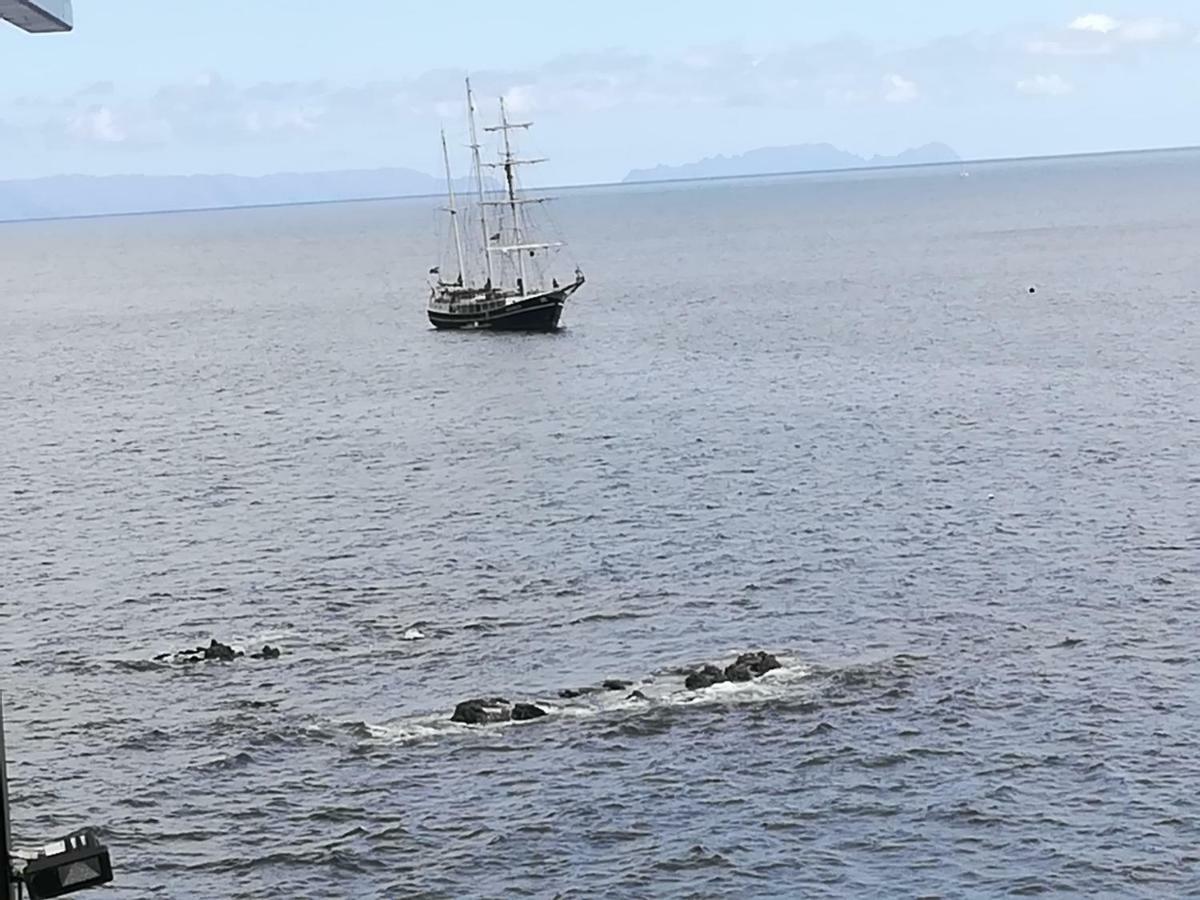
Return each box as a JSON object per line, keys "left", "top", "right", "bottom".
{"left": 1, "top": 151, "right": 1198, "bottom": 897}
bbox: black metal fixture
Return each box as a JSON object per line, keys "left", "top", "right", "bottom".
{"left": 2, "top": 696, "right": 113, "bottom": 899}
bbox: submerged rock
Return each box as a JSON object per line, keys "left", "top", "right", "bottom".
{"left": 447, "top": 649, "right": 784, "bottom": 724}
{"left": 449, "top": 698, "right": 546, "bottom": 725}
{"left": 558, "top": 687, "right": 598, "bottom": 699}
{"left": 204, "top": 639, "right": 241, "bottom": 662}
{"left": 685, "top": 664, "right": 727, "bottom": 691}
{"left": 451, "top": 698, "right": 512, "bottom": 725}
{"left": 512, "top": 703, "right": 548, "bottom": 721}
{"left": 158, "top": 639, "right": 280, "bottom": 664}
{"left": 724, "top": 651, "right": 781, "bottom": 682}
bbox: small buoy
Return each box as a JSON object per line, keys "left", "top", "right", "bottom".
{"left": 987, "top": 493, "right": 995, "bottom": 501}
{"left": 1028, "top": 286, "right": 1037, "bottom": 294}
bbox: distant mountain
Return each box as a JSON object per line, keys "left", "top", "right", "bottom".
{"left": 623, "top": 142, "right": 961, "bottom": 183}
{"left": 0, "top": 167, "right": 481, "bottom": 222}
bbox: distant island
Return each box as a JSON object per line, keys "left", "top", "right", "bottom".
{"left": 0, "top": 167, "right": 482, "bottom": 223}
{"left": 0, "top": 141, "right": 972, "bottom": 222}
{"left": 623, "top": 142, "right": 961, "bottom": 183}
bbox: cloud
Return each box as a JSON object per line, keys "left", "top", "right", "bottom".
{"left": 1016, "top": 74, "right": 1075, "bottom": 97}
{"left": 68, "top": 106, "right": 125, "bottom": 143}
{"left": 75, "top": 81, "right": 116, "bottom": 98}
{"left": 1119, "top": 18, "right": 1185, "bottom": 43}
{"left": 883, "top": 74, "right": 919, "bottom": 103}
{"left": 1069, "top": 14, "right": 1118, "bottom": 34}
{"left": 5, "top": 11, "right": 1197, "bottom": 169}
{"left": 1035, "top": 13, "right": 1192, "bottom": 54}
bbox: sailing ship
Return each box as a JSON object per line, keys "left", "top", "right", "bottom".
{"left": 427, "top": 79, "right": 584, "bottom": 331}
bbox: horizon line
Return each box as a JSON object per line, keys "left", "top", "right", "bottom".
{"left": 1, "top": 142, "right": 1197, "bottom": 228}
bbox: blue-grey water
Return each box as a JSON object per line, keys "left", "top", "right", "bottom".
{"left": 1, "top": 151, "right": 1198, "bottom": 898}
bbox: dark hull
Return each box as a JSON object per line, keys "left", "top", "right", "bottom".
{"left": 428, "top": 283, "right": 579, "bottom": 332}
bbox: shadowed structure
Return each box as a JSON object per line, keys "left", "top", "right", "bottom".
{"left": 0, "top": 0, "right": 72, "bottom": 32}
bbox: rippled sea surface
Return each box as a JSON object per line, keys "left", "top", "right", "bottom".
{"left": 2, "top": 151, "right": 1199, "bottom": 897}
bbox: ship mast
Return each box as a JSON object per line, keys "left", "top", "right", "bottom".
{"left": 465, "top": 77, "right": 494, "bottom": 289}
{"left": 497, "top": 97, "right": 526, "bottom": 295}
{"left": 440, "top": 128, "right": 466, "bottom": 287}
{"left": 482, "top": 98, "right": 562, "bottom": 297}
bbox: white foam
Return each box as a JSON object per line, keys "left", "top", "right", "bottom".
{"left": 357, "top": 661, "right": 813, "bottom": 744}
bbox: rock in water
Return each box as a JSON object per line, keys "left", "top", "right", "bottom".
{"left": 724, "top": 651, "right": 781, "bottom": 682}
{"left": 626, "top": 690, "right": 648, "bottom": 701}
{"left": 511, "top": 703, "right": 548, "bottom": 721}
{"left": 725, "top": 661, "right": 754, "bottom": 682}
{"left": 203, "top": 639, "right": 240, "bottom": 662}
{"left": 602, "top": 679, "right": 632, "bottom": 691}
{"left": 684, "top": 664, "right": 727, "bottom": 690}
{"left": 558, "top": 687, "right": 597, "bottom": 699}
{"left": 159, "top": 638, "right": 283, "bottom": 664}
{"left": 450, "top": 698, "right": 512, "bottom": 725}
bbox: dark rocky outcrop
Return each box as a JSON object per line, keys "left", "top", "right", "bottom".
{"left": 451, "top": 698, "right": 512, "bottom": 725}
{"left": 155, "top": 639, "right": 281, "bottom": 664}
{"left": 451, "top": 698, "right": 547, "bottom": 725}
{"left": 558, "top": 687, "right": 599, "bottom": 699}
{"left": 683, "top": 652, "right": 780, "bottom": 689}
{"left": 684, "top": 664, "right": 727, "bottom": 691}
{"left": 205, "top": 639, "right": 240, "bottom": 662}
{"left": 449, "top": 650, "right": 783, "bottom": 724}
{"left": 724, "top": 651, "right": 781, "bottom": 682}
{"left": 512, "top": 703, "right": 548, "bottom": 721}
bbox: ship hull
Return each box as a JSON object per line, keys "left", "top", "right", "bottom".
{"left": 427, "top": 284, "right": 577, "bottom": 332}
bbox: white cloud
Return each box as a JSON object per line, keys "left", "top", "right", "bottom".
{"left": 502, "top": 84, "right": 537, "bottom": 115}
{"left": 1030, "top": 14, "right": 1190, "bottom": 57}
{"left": 1016, "top": 74, "right": 1075, "bottom": 97}
{"left": 883, "top": 73, "right": 919, "bottom": 103}
{"left": 243, "top": 107, "right": 322, "bottom": 135}
{"left": 1025, "top": 38, "right": 1112, "bottom": 57}
{"left": 8, "top": 12, "right": 1197, "bottom": 166}
{"left": 1064, "top": 13, "right": 1186, "bottom": 44}
{"left": 1119, "top": 18, "right": 1184, "bottom": 43}
{"left": 68, "top": 105, "right": 125, "bottom": 143}
{"left": 1069, "top": 14, "right": 1118, "bottom": 34}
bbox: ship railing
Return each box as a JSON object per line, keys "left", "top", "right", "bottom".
{"left": 449, "top": 297, "right": 508, "bottom": 315}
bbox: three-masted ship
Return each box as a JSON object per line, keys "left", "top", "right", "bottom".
{"left": 427, "top": 79, "right": 584, "bottom": 331}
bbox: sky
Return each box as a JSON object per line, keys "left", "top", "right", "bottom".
{"left": 2, "top": 0, "right": 1200, "bottom": 185}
